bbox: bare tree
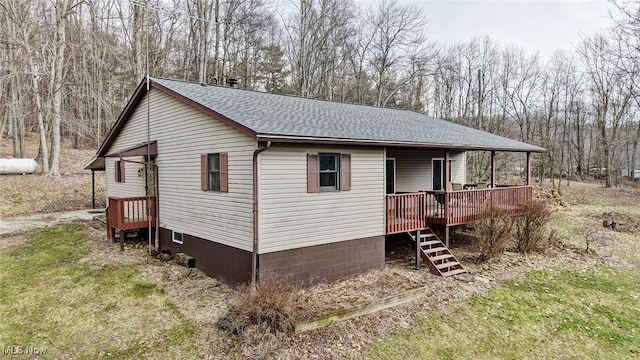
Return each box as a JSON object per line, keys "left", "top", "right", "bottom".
{"left": 369, "top": 0, "right": 425, "bottom": 107}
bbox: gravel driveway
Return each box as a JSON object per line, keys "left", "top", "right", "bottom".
{"left": 0, "top": 209, "right": 104, "bottom": 236}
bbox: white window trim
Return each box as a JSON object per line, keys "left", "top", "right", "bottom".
{"left": 319, "top": 153, "right": 340, "bottom": 192}
{"left": 172, "top": 230, "right": 184, "bottom": 244}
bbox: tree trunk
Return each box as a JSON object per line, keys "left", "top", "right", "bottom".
{"left": 50, "top": 0, "right": 72, "bottom": 176}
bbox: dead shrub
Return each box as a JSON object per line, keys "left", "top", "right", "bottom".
{"left": 217, "top": 272, "right": 297, "bottom": 344}
{"left": 473, "top": 206, "right": 516, "bottom": 262}
{"left": 515, "top": 201, "right": 553, "bottom": 253}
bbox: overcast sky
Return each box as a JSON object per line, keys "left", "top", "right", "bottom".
{"left": 357, "top": 0, "right": 614, "bottom": 60}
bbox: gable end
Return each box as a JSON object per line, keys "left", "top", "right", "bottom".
{"left": 97, "top": 78, "right": 257, "bottom": 158}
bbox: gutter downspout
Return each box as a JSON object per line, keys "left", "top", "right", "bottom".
{"left": 252, "top": 141, "right": 271, "bottom": 287}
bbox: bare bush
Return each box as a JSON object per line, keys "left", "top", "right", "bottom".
{"left": 217, "top": 272, "right": 297, "bottom": 345}
{"left": 515, "top": 201, "right": 553, "bottom": 253}
{"left": 473, "top": 207, "right": 516, "bottom": 261}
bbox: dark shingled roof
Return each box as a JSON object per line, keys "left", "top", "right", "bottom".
{"left": 151, "top": 77, "right": 544, "bottom": 152}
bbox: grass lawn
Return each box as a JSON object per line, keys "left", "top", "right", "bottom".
{"left": 368, "top": 266, "right": 640, "bottom": 359}
{"left": 0, "top": 224, "right": 197, "bottom": 358}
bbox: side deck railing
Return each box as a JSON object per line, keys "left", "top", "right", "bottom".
{"left": 107, "top": 196, "right": 157, "bottom": 230}
{"left": 386, "top": 186, "right": 533, "bottom": 234}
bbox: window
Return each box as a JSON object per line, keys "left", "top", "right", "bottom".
{"left": 386, "top": 158, "right": 396, "bottom": 194}
{"left": 319, "top": 153, "right": 339, "bottom": 191}
{"left": 307, "top": 153, "right": 351, "bottom": 193}
{"left": 172, "top": 231, "right": 183, "bottom": 244}
{"left": 208, "top": 153, "right": 220, "bottom": 191}
{"left": 115, "top": 160, "right": 125, "bottom": 183}
{"left": 200, "top": 153, "right": 228, "bottom": 192}
{"left": 432, "top": 158, "right": 452, "bottom": 191}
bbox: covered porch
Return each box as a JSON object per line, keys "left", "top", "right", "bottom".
{"left": 384, "top": 148, "right": 535, "bottom": 241}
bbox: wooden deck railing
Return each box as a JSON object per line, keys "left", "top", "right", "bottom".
{"left": 386, "top": 186, "right": 533, "bottom": 233}
{"left": 386, "top": 193, "right": 426, "bottom": 234}
{"left": 107, "top": 196, "right": 157, "bottom": 230}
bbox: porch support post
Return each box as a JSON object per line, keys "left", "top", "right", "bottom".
{"left": 444, "top": 150, "right": 450, "bottom": 224}
{"left": 490, "top": 151, "right": 496, "bottom": 188}
{"left": 445, "top": 226, "right": 450, "bottom": 247}
{"left": 526, "top": 152, "right": 532, "bottom": 186}
{"left": 415, "top": 230, "right": 421, "bottom": 270}
{"left": 91, "top": 169, "right": 96, "bottom": 209}
{"left": 444, "top": 150, "right": 450, "bottom": 192}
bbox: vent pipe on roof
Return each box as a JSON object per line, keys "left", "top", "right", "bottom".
{"left": 226, "top": 78, "right": 239, "bottom": 88}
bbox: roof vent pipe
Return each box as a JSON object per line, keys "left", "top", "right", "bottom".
{"left": 226, "top": 78, "right": 239, "bottom": 88}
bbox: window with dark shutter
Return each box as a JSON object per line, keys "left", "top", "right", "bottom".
{"left": 201, "top": 152, "right": 228, "bottom": 192}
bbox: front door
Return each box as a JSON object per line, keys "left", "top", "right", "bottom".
{"left": 386, "top": 158, "right": 396, "bottom": 194}
{"left": 432, "top": 158, "right": 444, "bottom": 191}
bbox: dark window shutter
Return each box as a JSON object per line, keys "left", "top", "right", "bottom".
{"left": 340, "top": 154, "right": 351, "bottom": 191}
{"left": 307, "top": 154, "right": 319, "bottom": 193}
{"left": 121, "top": 161, "right": 125, "bottom": 183}
{"left": 220, "top": 152, "right": 228, "bottom": 192}
{"left": 114, "top": 161, "right": 118, "bottom": 182}
{"left": 201, "top": 154, "right": 208, "bottom": 191}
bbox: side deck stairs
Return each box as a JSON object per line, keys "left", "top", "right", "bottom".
{"left": 407, "top": 227, "right": 467, "bottom": 277}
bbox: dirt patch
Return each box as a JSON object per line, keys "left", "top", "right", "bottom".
{"left": 0, "top": 233, "right": 31, "bottom": 251}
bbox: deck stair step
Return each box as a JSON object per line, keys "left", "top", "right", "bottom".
{"left": 430, "top": 254, "right": 454, "bottom": 262}
{"left": 406, "top": 226, "right": 467, "bottom": 277}
{"left": 424, "top": 246, "right": 447, "bottom": 254}
{"left": 419, "top": 240, "right": 441, "bottom": 247}
{"left": 436, "top": 261, "right": 460, "bottom": 270}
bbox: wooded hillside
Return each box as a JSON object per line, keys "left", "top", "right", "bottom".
{"left": 1, "top": 0, "right": 640, "bottom": 188}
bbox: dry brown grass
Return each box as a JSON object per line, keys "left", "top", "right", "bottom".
{"left": 0, "top": 133, "right": 104, "bottom": 216}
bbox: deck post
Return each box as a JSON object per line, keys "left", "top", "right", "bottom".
{"left": 415, "top": 230, "right": 421, "bottom": 270}
{"left": 526, "top": 152, "right": 532, "bottom": 186}
{"left": 444, "top": 150, "right": 450, "bottom": 224}
{"left": 490, "top": 151, "right": 496, "bottom": 188}
{"left": 120, "top": 230, "right": 125, "bottom": 251}
{"left": 444, "top": 150, "right": 450, "bottom": 192}
{"left": 91, "top": 169, "right": 96, "bottom": 209}
{"left": 445, "top": 226, "right": 450, "bottom": 247}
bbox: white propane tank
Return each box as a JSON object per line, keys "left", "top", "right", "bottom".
{"left": 0, "top": 158, "right": 38, "bottom": 175}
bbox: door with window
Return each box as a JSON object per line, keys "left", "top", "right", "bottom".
{"left": 386, "top": 158, "right": 396, "bottom": 194}
{"left": 432, "top": 158, "right": 444, "bottom": 191}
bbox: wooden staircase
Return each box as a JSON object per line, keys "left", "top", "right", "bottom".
{"left": 408, "top": 227, "right": 467, "bottom": 277}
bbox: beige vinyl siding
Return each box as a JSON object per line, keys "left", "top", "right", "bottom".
{"left": 386, "top": 149, "right": 466, "bottom": 192}
{"left": 258, "top": 145, "right": 385, "bottom": 253}
{"left": 105, "top": 90, "right": 256, "bottom": 251}
{"left": 106, "top": 156, "right": 146, "bottom": 197}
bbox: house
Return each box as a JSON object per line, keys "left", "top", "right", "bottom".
{"left": 84, "top": 77, "right": 544, "bottom": 285}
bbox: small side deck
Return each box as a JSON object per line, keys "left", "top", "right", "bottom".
{"left": 386, "top": 186, "right": 533, "bottom": 234}
{"left": 106, "top": 196, "right": 157, "bottom": 240}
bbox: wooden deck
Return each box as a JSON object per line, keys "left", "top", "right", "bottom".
{"left": 106, "top": 196, "right": 157, "bottom": 233}
{"left": 386, "top": 186, "right": 533, "bottom": 234}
